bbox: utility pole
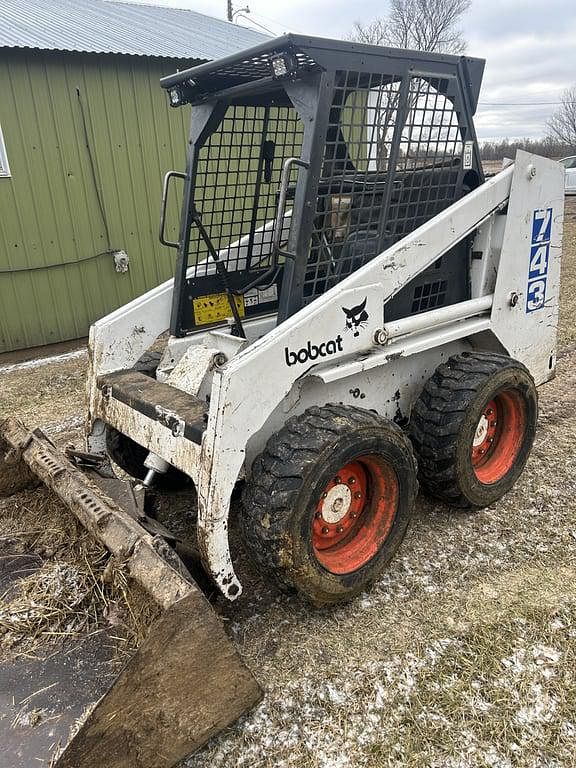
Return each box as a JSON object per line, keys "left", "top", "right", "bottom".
{"left": 227, "top": 2, "right": 251, "bottom": 23}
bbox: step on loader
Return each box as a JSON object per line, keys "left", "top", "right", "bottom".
{"left": 0, "top": 34, "right": 564, "bottom": 767}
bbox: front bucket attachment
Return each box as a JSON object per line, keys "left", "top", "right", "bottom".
{"left": 0, "top": 417, "right": 261, "bottom": 767}
{"left": 56, "top": 590, "right": 259, "bottom": 768}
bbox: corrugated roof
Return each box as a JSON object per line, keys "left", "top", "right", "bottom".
{"left": 0, "top": 0, "right": 268, "bottom": 60}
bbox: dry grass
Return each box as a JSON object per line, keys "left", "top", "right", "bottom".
{"left": 482, "top": 160, "right": 505, "bottom": 176}
{"left": 0, "top": 489, "right": 157, "bottom": 661}
{"left": 0, "top": 351, "right": 87, "bottom": 429}
{"left": 558, "top": 198, "right": 576, "bottom": 349}
{"left": 215, "top": 592, "right": 576, "bottom": 768}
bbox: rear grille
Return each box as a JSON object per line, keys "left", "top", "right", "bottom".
{"left": 411, "top": 280, "right": 448, "bottom": 313}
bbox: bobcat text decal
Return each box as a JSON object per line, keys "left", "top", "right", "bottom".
{"left": 284, "top": 336, "right": 343, "bottom": 366}
{"left": 283, "top": 297, "right": 370, "bottom": 367}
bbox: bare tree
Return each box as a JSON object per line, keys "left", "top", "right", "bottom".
{"left": 480, "top": 136, "right": 576, "bottom": 162}
{"left": 350, "top": 18, "right": 388, "bottom": 46}
{"left": 348, "top": 1, "right": 472, "bottom": 171}
{"left": 350, "top": 0, "right": 472, "bottom": 54}
{"left": 548, "top": 86, "right": 576, "bottom": 146}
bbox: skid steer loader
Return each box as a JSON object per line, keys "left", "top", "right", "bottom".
{"left": 0, "top": 34, "right": 564, "bottom": 768}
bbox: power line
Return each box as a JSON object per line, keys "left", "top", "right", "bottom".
{"left": 247, "top": 9, "right": 306, "bottom": 34}
{"left": 479, "top": 101, "right": 576, "bottom": 107}
{"left": 235, "top": 13, "right": 276, "bottom": 34}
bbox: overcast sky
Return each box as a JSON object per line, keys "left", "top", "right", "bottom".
{"left": 125, "top": 0, "right": 576, "bottom": 141}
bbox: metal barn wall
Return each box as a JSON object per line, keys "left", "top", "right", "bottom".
{"left": 0, "top": 49, "right": 191, "bottom": 352}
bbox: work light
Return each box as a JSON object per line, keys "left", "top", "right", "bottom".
{"left": 169, "top": 87, "right": 182, "bottom": 107}
{"left": 270, "top": 53, "right": 297, "bottom": 78}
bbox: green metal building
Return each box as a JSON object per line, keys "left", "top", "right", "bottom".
{"left": 0, "top": 0, "right": 265, "bottom": 353}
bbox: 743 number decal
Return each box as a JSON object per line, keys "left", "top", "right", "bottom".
{"left": 526, "top": 208, "right": 552, "bottom": 313}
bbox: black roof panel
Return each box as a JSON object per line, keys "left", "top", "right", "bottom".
{"left": 161, "top": 33, "right": 485, "bottom": 111}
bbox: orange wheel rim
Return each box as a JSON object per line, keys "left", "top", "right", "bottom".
{"left": 471, "top": 389, "right": 527, "bottom": 484}
{"left": 312, "top": 456, "right": 399, "bottom": 575}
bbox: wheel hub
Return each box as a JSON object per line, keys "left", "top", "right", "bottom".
{"left": 470, "top": 391, "right": 526, "bottom": 484}
{"left": 473, "top": 414, "right": 489, "bottom": 446}
{"left": 313, "top": 462, "right": 367, "bottom": 550}
{"left": 312, "top": 457, "right": 399, "bottom": 574}
{"left": 471, "top": 400, "right": 498, "bottom": 465}
{"left": 320, "top": 484, "right": 352, "bottom": 523}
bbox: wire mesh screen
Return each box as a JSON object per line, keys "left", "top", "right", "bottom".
{"left": 303, "top": 72, "right": 464, "bottom": 303}
{"left": 189, "top": 104, "right": 303, "bottom": 281}
{"left": 389, "top": 76, "right": 463, "bottom": 239}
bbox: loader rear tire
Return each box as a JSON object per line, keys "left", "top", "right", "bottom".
{"left": 409, "top": 352, "right": 537, "bottom": 508}
{"left": 241, "top": 405, "right": 418, "bottom": 605}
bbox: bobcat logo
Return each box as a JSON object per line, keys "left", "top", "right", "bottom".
{"left": 342, "top": 298, "right": 369, "bottom": 337}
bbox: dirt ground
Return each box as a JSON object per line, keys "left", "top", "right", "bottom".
{"left": 1, "top": 199, "right": 576, "bottom": 768}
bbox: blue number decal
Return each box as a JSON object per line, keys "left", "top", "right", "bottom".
{"left": 526, "top": 208, "right": 552, "bottom": 313}
{"left": 527, "top": 278, "right": 547, "bottom": 312}
{"left": 531, "top": 208, "right": 552, "bottom": 244}
{"left": 529, "top": 244, "right": 549, "bottom": 280}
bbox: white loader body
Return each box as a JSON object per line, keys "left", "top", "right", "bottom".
{"left": 87, "top": 150, "right": 564, "bottom": 599}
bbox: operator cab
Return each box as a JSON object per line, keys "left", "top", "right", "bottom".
{"left": 160, "top": 34, "right": 484, "bottom": 339}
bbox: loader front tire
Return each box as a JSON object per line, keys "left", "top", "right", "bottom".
{"left": 241, "top": 405, "right": 418, "bottom": 605}
{"left": 410, "top": 352, "right": 537, "bottom": 508}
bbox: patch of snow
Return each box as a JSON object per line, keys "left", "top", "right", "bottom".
{"left": 501, "top": 649, "right": 526, "bottom": 674}
{"left": 0, "top": 348, "right": 86, "bottom": 375}
{"left": 483, "top": 746, "right": 512, "bottom": 768}
{"left": 532, "top": 644, "right": 561, "bottom": 664}
{"left": 515, "top": 684, "right": 557, "bottom": 726}
{"left": 44, "top": 415, "right": 84, "bottom": 435}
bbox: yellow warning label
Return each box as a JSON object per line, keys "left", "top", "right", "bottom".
{"left": 192, "top": 292, "right": 245, "bottom": 326}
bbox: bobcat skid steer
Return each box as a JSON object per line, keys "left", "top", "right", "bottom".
{"left": 0, "top": 34, "right": 564, "bottom": 768}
